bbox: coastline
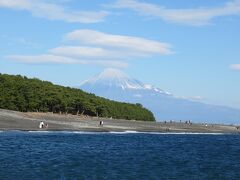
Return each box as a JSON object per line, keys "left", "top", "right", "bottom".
{"left": 0, "top": 109, "right": 239, "bottom": 134}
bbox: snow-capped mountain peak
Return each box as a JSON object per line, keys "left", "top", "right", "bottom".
{"left": 79, "top": 68, "right": 240, "bottom": 124}
{"left": 80, "top": 68, "right": 167, "bottom": 93}
{"left": 95, "top": 68, "right": 129, "bottom": 80}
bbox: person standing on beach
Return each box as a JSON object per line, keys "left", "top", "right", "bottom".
{"left": 39, "top": 121, "right": 44, "bottom": 129}
{"left": 44, "top": 123, "right": 48, "bottom": 128}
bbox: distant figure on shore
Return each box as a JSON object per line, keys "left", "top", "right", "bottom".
{"left": 184, "top": 120, "right": 192, "bottom": 125}
{"left": 99, "top": 121, "right": 103, "bottom": 126}
{"left": 45, "top": 123, "right": 48, "bottom": 128}
{"left": 39, "top": 121, "right": 44, "bottom": 129}
{"left": 39, "top": 121, "right": 48, "bottom": 129}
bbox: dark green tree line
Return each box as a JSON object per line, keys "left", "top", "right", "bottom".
{"left": 0, "top": 73, "right": 155, "bottom": 121}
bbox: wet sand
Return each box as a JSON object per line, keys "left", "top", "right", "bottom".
{"left": 0, "top": 109, "right": 239, "bottom": 133}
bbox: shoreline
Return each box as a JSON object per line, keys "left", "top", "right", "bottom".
{"left": 0, "top": 130, "right": 233, "bottom": 135}
{"left": 0, "top": 109, "right": 239, "bottom": 134}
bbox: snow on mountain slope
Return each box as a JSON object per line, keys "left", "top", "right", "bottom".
{"left": 79, "top": 68, "right": 240, "bottom": 124}
{"left": 81, "top": 68, "right": 168, "bottom": 93}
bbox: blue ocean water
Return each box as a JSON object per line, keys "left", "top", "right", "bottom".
{"left": 0, "top": 131, "right": 240, "bottom": 180}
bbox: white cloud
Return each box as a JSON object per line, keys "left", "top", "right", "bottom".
{"left": 94, "top": 60, "right": 128, "bottom": 68}
{"left": 49, "top": 46, "right": 119, "bottom": 59}
{"left": 65, "top": 29, "right": 172, "bottom": 55}
{"left": 49, "top": 45, "right": 157, "bottom": 59}
{"left": 5, "top": 54, "right": 128, "bottom": 68}
{"left": 16, "top": 37, "right": 40, "bottom": 48}
{"left": 0, "top": 0, "right": 108, "bottom": 23}
{"left": 108, "top": 0, "right": 240, "bottom": 26}
{"left": 0, "top": 35, "right": 40, "bottom": 48}
{"left": 230, "top": 64, "right": 240, "bottom": 70}
{"left": 4, "top": 29, "right": 172, "bottom": 68}
{"left": 5, "top": 54, "right": 78, "bottom": 64}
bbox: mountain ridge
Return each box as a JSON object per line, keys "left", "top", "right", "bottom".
{"left": 80, "top": 68, "right": 240, "bottom": 124}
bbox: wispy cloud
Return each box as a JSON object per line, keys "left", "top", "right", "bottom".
{"left": 6, "top": 54, "right": 78, "bottom": 64}
{"left": 5, "top": 54, "right": 128, "bottom": 68}
{"left": 230, "top": 64, "right": 240, "bottom": 70}
{"left": 4, "top": 29, "right": 172, "bottom": 68}
{"left": 65, "top": 29, "right": 172, "bottom": 55}
{"left": 0, "top": 0, "right": 108, "bottom": 23}
{"left": 0, "top": 35, "right": 40, "bottom": 48}
{"left": 16, "top": 37, "right": 41, "bottom": 48}
{"left": 108, "top": 0, "right": 240, "bottom": 26}
{"left": 49, "top": 46, "right": 121, "bottom": 59}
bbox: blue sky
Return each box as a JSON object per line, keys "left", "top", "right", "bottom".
{"left": 0, "top": 0, "right": 240, "bottom": 109}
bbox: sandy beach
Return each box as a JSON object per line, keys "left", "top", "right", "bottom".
{"left": 0, "top": 108, "right": 239, "bottom": 133}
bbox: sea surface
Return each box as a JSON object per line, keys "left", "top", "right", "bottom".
{"left": 0, "top": 131, "right": 240, "bottom": 180}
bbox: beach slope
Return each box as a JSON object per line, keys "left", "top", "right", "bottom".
{"left": 0, "top": 109, "right": 239, "bottom": 133}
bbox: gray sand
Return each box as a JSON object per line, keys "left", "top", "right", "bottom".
{"left": 0, "top": 109, "right": 239, "bottom": 133}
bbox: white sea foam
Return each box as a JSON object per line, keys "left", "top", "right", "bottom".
{"left": 143, "top": 132, "right": 226, "bottom": 135}
{"left": 71, "top": 131, "right": 106, "bottom": 134}
{"left": 109, "top": 131, "right": 140, "bottom": 134}
{"left": 107, "top": 131, "right": 227, "bottom": 135}
{"left": 26, "top": 130, "right": 102, "bottom": 134}
{"left": 23, "top": 130, "right": 227, "bottom": 135}
{"left": 28, "top": 131, "right": 55, "bottom": 133}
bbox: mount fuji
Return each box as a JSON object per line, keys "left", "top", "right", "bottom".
{"left": 79, "top": 68, "right": 240, "bottom": 124}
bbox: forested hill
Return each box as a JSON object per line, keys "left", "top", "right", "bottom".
{"left": 0, "top": 73, "right": 155, "bottom": 121}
